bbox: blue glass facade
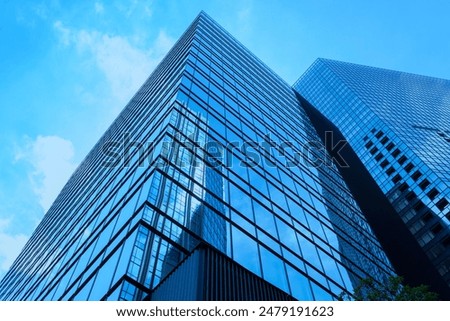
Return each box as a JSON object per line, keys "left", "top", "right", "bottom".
{"left": 0, "top": 14, "right": 394, "bottom": 301}
{"left": 295, "top": 58, "right": 450, "bottom": 290}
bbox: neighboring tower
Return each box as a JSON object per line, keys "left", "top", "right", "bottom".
{"left": 294, "top": 58, "right": 450, "bottom": 296}
{"left": 0, "top": 14, "right": 394, "bottom": 301}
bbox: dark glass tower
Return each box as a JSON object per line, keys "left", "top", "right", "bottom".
{"left": 294, "top": 58, "right": 450, "bottom": 296}
{"left": 0, "top": 14, "right": 394, "bottom": 301}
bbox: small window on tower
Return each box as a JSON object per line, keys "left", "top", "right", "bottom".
{"left": 436, "top": 198, "right": 449, "bottom": 211}
{"left": 380, "top": 136, "right": 389, "bottom": 145}
{"left": 386, "top": 142, "right": 395, "bottom": 151}
{"left": 404, "top": 163, "right": 414, "bottom": 173}
{"left": 386, "top": 167, "right": 395, "bottom": 176}
{"left": 406, "top": 191, "right": 416, "bottom": 201}
{"left": 431, "top": 223, "right": 443, "bottom": 235}
{"left": 375, "top": 152, "right": 384, "bottom": 162}
{"left": 427, "top": 188, "right": 439, "bottom": 200}
{"left": 419, "top": 179, "right": 430, "bottom": 190}
{"left": 443, "top": 236, "right": 450, "bottom": 248}
{"left": 392, "top": 149, "right": 401, "bottom": 158}
{"left": 399, "top": 182, "right": 409, "bottom": 192}
{"left": 414, "top": 202, "right": 425, "bottom": 212}
{"left": 398, "top": 155, "right": 407, "bottom": 165}
{"left": 422, "top": 211, "right": 433, "bottom": 223}
{"left": 411, "top": 170, "right": 422, "bottom": 181}
{"left": 375, "top": 130, "right": 384, "bottom": 139}
{"left": 392, "top": 174, "right": 402, "bottom": 184}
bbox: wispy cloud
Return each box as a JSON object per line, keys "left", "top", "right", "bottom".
{"left": 238, "top": 6, "right": 251, "bottom": 22}
{"left": 16, "top": 135, "right": 77, "bottom": 213}
{"left": 53, "top": 20, "right": 71, "bottom": 46}
{"left": 94, "top": 2, "right": 105, "bottom": 14}
{"left": 53, "top": 21, "right": 175, "bottom": 107}
{"left": 237, "top": 0, "right": 253, "bottom": 36}
{"left": 114, "top": 0, "right": 152, "bottom": 19}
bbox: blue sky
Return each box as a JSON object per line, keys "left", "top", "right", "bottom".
{"left": 1, "top": 0, "right": 450, "bottom": 278}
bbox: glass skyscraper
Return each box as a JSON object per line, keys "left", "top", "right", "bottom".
{"left": 0, "top": 13, "right": 394, "bottom": 301}
{"left": 295, "top": 58, "right": 450, "bottom": 295}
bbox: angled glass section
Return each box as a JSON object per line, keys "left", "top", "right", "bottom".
{"left": 295, "top": 58, "right": 450, "bottom": 288}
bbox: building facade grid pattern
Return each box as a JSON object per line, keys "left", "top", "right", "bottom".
{"left": 295, "top": 58, "right": 450, "bottom": 285}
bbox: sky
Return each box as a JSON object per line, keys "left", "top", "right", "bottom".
{"left": 1, "top": 0, "right": 450, "bottom": 278}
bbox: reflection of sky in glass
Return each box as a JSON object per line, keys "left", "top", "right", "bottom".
{"left": 165, "top": 14, "right": 394, "bottom": 299}
{"left": 180, "top": 16, "right": 389, "bottom": 298}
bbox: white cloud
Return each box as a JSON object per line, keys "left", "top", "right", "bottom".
{"left": 115, "top": 0, "right": 152, "bottom": 19}
{"left": 53, "top": 21, "right": 175, "bottom": 107}
{"left": 53, "top": 21, "right": 71, "bottom": 46}
{"left": 32, "top": 3, "right": 49, "bottom": 20}
{"left": 238, "top": 6, "right": 251, "bottom": 22}
{"left": 237, "top": 1, "right": 253, "bottom": 32}
{"left": 76, "top": 30, "right": 155, "bottom": 104}
{"left": 0, "top": 218, "right": 28, "bottom": 277}
{"left": 16, "top": 135, "right": 77, "bottom": 213}
{"left": 154, "top": 30, "right": 175, "bottom": 55}
{"left": 94, "top": 2, "right": 104, "bottom": 14}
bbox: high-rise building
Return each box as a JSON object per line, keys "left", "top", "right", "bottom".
{"left": 0, "top": 13, "right": 394, "bottom": 300}
{"left": 294, "top": 58, "right": 450, "bottom": 297}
